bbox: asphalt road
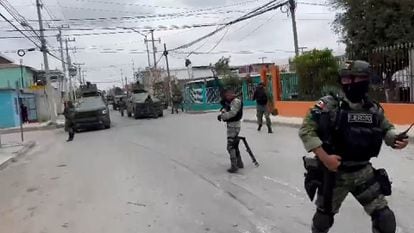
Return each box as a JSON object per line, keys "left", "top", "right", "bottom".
{"left": 1, "top": 110, "right": 414, "bottom": 233}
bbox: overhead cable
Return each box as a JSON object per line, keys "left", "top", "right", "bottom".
{"left": 171, "top": 0, "right": 289, "bottom": 52}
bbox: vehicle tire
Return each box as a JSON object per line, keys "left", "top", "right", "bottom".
{"left": 104, "top": 124, "right": 111, "bottom": 129}
{"left": 134, "top": 113, "right": 139, "bottom": 119}
{"left": 159, "top": 110, "right": 163, "bottom": 117}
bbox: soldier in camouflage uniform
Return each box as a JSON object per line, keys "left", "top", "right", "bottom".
{"left": 217, "top": 89, "right": 244, "bottom": 173}
{"left": 299, "top": 60, "right": 409, "bottom": 233}
{"left": 64, "top": 101, "right": 75, "bottom": 142}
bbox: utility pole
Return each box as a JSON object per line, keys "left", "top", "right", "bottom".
{"left": 259, "top": 56, "right": 267, "bottom": 64}
{"left": 56, "top": 26, "right": 69, "bottom": 101}
{"left": 121, "top": 69, "right": 124, "bottom": 87}
{"left": 163, "top": 43, "right": 172, "bottom": 106}
{"left": 73, "top": 63, "right": 85, "bottom": 84}
{"left": 36, "top": 0, "right": 56, "bottom": 123}
{"left": 289, "top": 0, "right": 299, "bottom": 57}
{"left": 150, "top": 30, "right": 158, "bottom": 69}
{"left": 144, "top": 30, "right": 161, "bottom": 87}
{"left": 299, "top": 46, "right": 308, "bottom": 54}
{"left": 82, "top": 70, "right": 86, "bottom": 84}
{"left": 65, "top": 38, "right": 76, "bottom": 100}
{"left": 144, "top": 35, "right": 151, "bottom": 68}
{"left": 125, "top": 76, "right": 128, "bottom": 93}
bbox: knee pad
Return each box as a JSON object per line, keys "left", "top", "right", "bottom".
{"left": 371, "top": 207, "right": 396, "bottom": 233}
{"left": 312, "top": 210, "right": 334, "bottom": 233}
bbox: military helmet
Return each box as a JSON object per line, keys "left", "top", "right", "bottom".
{"left": 339, "top": 60, "right": 372, "bottom": 78}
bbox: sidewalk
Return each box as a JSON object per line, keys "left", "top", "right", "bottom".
{"left": 0, "top": 115, "right": 65, "bottom": 135}
{"left": 242, "top": 108, "right": 414, "bottom": 138}
{"left": 0, "top": 141, "right": 36, "bottom": 170}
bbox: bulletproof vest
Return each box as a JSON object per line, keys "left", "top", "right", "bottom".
{"left": 255, "top": 88, "right": 268, "bottom": 105}
{"left": 332, "top": 101, "right": 384, "bottom": 162}
{"left": 223, "top": 99, "right": 243, "bottom": 122}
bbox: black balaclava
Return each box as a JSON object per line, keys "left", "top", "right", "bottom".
{"left": 342, "top": 80, "right": 369, "bottom": 103}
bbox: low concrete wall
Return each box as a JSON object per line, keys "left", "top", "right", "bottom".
{"left": 275, "top": 101, "right": 414, "bottom": 125}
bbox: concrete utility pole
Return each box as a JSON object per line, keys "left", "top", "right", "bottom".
{"left": 73, "top": 63, "right": 85, "bottom": 84}
{"left": 163, "top": 43, "right": 172, "bottom": 106}
{"left": 150, "top": 30, "right": 158, "bottom": 69}
{"left": 55, "top": 26, "right": 69, "bottom": 100}
{"left": 145, "top": 30, "right": 160, "bottom": 68}
{"left": 144, "top": 35, "right": 151, "bottom": 68}
{"left": 124, "top": 27, "right": 151, "bottom": 68}
{"left": 289, "top": 0, "right": 299, "bottom": 57}
{"left": 121, "top": 69, "right": 124, "bottom": 87}
{"left": 65, "top": 38, "right": 76, "bottom": 100}
{"left": 82, "top": 70, "right": 86, "bottom": 84}
{"left": 36, "top": 0, "right": 56, "bottom": 123}
{"left": 144, "top": 30, "right": 161, "bottom": 87}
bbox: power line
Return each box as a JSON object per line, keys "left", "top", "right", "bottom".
{"left": 297, "top": 1, "right": 329, "bottom": 6}
{"left": 205, "top": 27, "right": 230, "bottom": 54}
{"left": 171, "top": 0, "right": 289, "bottom": 52}
{"left": 0, "top": 12, "right": 41, "bottom": 47}
{"left": 0, "top": 23, "right": 226, "bottom": 39}
{"left": 239, "top": 12, "right": 278, "bottom": 41}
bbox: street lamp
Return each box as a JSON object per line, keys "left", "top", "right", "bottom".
{"left": 17, "top": 48, "right": 36, "bottom": 89}
{"left": 15, "top": 48, "right": 35, "bottom": 142}
{"left": 121, "top": 27, "right": 152, "bottom": 68}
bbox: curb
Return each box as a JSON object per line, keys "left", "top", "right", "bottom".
{"left": 0, "top": 141, "right": 36, "bottom": 171}
{"left": 0, "top": 123, "right": 64, "bottom": 135}
{"left": 243, "top": 119, "right": 302, "bottom": 129}
{"left": 243, "top": 119, "right": 414, "bottom": 143}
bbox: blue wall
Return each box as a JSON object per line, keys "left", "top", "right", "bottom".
{"left": 0, "top": 90, "right": 20, "bottom": 128}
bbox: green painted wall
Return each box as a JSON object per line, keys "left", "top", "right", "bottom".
{"left": 0, "top": 67, "right": 34, "bottom": 89}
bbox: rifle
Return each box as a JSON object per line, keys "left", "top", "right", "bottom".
{"left": 237, "top": 136, "right": 259, "bottom": 167}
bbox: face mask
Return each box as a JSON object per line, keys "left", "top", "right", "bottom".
{"left": 342, "top": 80, "right": 369, "bottom": 103}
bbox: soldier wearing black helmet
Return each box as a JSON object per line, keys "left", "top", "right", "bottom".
{"left": 299, "top": 60, "right": 409, "bottom": 233}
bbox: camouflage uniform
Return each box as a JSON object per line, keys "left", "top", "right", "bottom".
{"left": 299, "top": 95, "right": 397, "bottom": 233}
{"left": 220, "top": 97, "right": 243, "bottom": 169}
{"left": 256, "top": 104, "right": 272, "bottom": 130}
{"left": 64, "top": 103, "right": 75, "bottom": 141}
{"left": 119, "top": 99, "right": 126, "bottom": 116}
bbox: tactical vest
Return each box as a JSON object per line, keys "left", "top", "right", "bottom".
{"left": 331, "top": 100, "right": 384, "bottom": 162}
{"left": 223, "top": 99, "right": 243, "bottom": 122}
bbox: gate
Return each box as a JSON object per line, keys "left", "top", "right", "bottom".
{"left": 361, "top": 44, "right": 414, "bottom": 103}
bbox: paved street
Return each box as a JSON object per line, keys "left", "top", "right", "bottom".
{"left": 1, "top": 110, "right": 414, "bottom": 233}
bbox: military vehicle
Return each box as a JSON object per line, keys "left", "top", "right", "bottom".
{"left": 126, "top": 84, "right": 163, "bottom": 119}
{"left": 113, "top": 94, "right": 127, "bottom": 110}
{"left": 73, "top": 82, "right": 111, "bottom": 131}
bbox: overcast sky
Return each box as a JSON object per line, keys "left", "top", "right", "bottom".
{"left": 0, "top": 0, "right": 345, "bottom": 89}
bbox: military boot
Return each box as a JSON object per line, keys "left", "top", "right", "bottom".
{"left": 227, "top": 159, "right": 239, "bottom": 173}
{"left": 257, "top": 124, "right": 262, "bottom": 131}
{"left": 268, "top": 127, "right": 273, "bottom": 134}
{"left": 227, "top": 166, "right": 238, "bottom": 173}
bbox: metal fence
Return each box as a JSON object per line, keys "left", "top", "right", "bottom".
{"left": 355, "top": 44, "right": 414, "bottom": 103}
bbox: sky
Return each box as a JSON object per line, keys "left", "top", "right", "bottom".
{"left": 0, "top": 0, "right": 345, "bottom": 89}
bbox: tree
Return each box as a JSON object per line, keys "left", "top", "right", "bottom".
{"left": 213, "top": 57, "right": 241, "bottom": 87}
{"left": 331, "top": 0, "right": 414, "bottom": 57}
{"left": 294, "top": 49, "right": 339, "bottom": 100}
